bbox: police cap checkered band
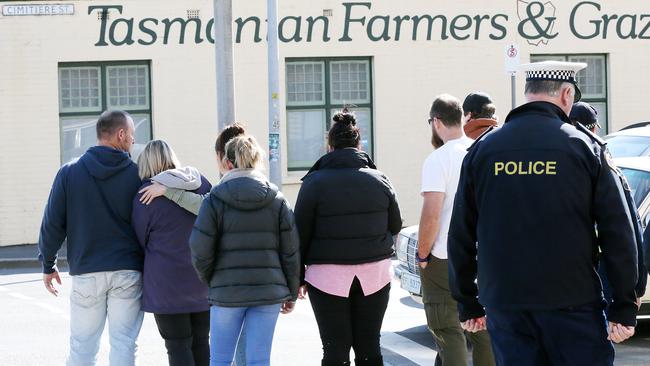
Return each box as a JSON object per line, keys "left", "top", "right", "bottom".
{"left": 519, "top": 61, "right": 588, "bottom": 102}
{"left": 525, "top": 70, "right": 576, "bottom": 83}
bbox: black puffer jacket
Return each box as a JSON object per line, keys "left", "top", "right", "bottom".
{"left": 189, "top": 169, "right": 300, "bottom": 307}
{"left": 294, "top": 148, "right": 402, "bottom": 269}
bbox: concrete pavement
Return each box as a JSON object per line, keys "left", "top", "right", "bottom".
{"left": 1, "top": 262, "right": 648, "bottom": 365}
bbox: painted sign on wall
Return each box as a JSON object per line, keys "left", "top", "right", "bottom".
{"left": 2, "top": 4, "right": 74, "bottom": 16}
{"left": 76, "top": 2, "right": 650, "bottom": 46}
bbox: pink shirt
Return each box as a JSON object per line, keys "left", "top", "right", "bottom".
{"left": 305, "top": 259, "right": 393, "bottom": 297}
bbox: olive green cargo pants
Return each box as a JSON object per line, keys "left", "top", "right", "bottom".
{"left": 419, "top": 256, "right": 495, "bottom": 366}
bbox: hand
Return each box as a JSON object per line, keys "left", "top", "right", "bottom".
{"left": 281, "top": 301, "right": 296, "bottom": 314}
{"left": 636, "top": 297, "right": 642, "bottom": 310}
{"left": 607, "top": 322, "right": 635, "bottom": 343}
{"left": 461, "top": 317, "right": 487, "bottom": 333}
{"left": 43, "top": 271, "right": 62, "bottom": 296}
{"left": 417, "top": 251, "right": 430, "bottom": 269}
{"left": 139, "top": 182, "right": 167, "bottom": 205}
{"left": 298, "top": 285, "right": 308, "bottom": 300}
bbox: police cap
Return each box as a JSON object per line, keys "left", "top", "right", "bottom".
{"left": 519, "top": 61, "right": 587, "bottom": 102}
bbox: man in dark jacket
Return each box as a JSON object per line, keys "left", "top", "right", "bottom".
{"left": 448, "top": 61, "right": 639, "bottom": 366}
{"left": 38, "top": 110, "right": 144, "bottom": 366}
{"left": 570, "top": 101, "right": 648, "bottom": 307}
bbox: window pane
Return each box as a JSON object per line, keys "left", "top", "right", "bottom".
{"left": 530, "top": 55, "right": 567, "bottom": 62}
{"left": 330, "top": 61, "right": 371, "bottom": 104}
{"left": 130, "top": 114, "right": 153, "bottom": 162}
{"left": 286, "top": 62, "right": 325, "bottom": 106}
{"left": 330, "top": 108, "right": 373, "bottom": 155}
{"left": 569, "top": 55, "right": 606, "bottom": 99}
{"left": 107, "top": 65, "right": 150, "bottom": 109}
{"left": 59, "top": 67, "right": 102, "bottom": 113}
{"left": 60, "top": 116, "right": 98, "bottom": 164}
{"left": 620, "top": 168, "right": 650, "bottom": 207}
{"left": 605, "top": 135, "right": 650, "bottom": 158}
{"left": 60, "top": 113, "right": 153, "bottom": 165}
{"left": 287, "top": 110, "right": 326, "bottom": 169}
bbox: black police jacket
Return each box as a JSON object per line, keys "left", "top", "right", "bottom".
{"left": 619, "top": 175, "right": 648, "bottom": 298}
{"left": 448, "top": 101, "right": 639, "bottom": 326}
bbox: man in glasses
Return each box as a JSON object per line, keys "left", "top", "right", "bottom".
{"left": 418, "top": 94, "right": 495, "bottom": 366}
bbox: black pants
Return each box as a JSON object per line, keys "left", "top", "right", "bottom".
{"left": 154, "top": 311, "right": 210, "bottom": 366}
{"left": 308, "top": 278, "right": 390, "bottom": 366}
{"left": 486, "top": 304, "right": 614, "bottom": 366}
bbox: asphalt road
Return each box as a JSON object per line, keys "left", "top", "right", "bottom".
{"left": 0, "top": 265, "right": 648, "bottom": 365}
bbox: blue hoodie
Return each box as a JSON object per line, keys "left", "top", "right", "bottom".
{"left": 38, "top": 146, "right": 143, "bottom": 275}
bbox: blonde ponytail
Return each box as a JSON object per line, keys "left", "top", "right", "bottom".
{"left": 224, "top": 135, "right": 264, "bottom": 170}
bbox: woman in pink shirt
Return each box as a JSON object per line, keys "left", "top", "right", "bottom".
{"left": 294, "top": 109, "right": 403, "bottom": 366}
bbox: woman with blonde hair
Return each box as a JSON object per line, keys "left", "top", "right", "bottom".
{"left": 189, "top": 135, "right": 300, "bottom": 366}
{"left": 131, "top": 139, "right": 212, "bottom": 366}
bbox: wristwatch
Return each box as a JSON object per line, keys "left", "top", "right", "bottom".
{"left": 417, "top": 253, "right": 431, "bottom": 263}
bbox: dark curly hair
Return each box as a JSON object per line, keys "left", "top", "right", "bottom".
{"left": 215, "top": 123, "right": 246, "bottom": 157}
{"left": 328, "top": 108, "right": 360, "bottom": 150}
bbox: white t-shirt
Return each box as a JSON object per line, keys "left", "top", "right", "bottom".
{"left": 420, "top": 136, "right": 473, "bottom": 259}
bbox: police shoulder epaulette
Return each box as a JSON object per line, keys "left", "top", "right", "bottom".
{"left": 467, "top": 125, "right": 497, "bottom": 151}
{"left": 575, "top": 122, "right": 606, "bottom": 146}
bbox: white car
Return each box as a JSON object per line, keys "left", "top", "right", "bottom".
{"left": 605, "top": 123, "right": 650, "bottom": 158}
{"left": 395, "top": 157, "right": 650, "bottom": 318}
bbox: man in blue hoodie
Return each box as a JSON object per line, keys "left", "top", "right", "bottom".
{"left": 39, "top": 110, "right": 144, "bottom": 366}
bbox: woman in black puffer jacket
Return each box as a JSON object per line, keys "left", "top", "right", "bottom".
{"left": 189, "top": 135, "right": 300, "bottom": 366}
{"left": 295, "top": 109, "right": 403, "bottom": 366}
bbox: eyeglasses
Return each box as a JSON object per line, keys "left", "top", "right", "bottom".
{"left": 428, "top": 116, "right": 437, "bottom": 125}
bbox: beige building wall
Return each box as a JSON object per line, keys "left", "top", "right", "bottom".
{"left": 2, "top": 0, "right": 650, "bottom": 245}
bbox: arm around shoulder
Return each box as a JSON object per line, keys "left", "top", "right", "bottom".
{"left": 164, "top": 188, "right": 209, "bottom": 215}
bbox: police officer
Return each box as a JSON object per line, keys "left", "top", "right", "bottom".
{"left": 570, "top": 101, "right": 647, "bottom": 310}
{"left": 569, "top": 101, "right": 601, "bottom": 134}
{"left": 448, "top": 61, "right": 639, "bottom": 366}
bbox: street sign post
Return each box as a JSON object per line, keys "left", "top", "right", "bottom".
{"left": 267, "top": 0, "right": 282, "bottom": 187}
{"left": 505, "top": 43, "right": 520, "bottom": 110}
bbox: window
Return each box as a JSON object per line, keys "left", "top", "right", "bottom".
{"left": 530, "top": 54, "right": 608, "bottom": 135}
{"left": 620, "top": 168, "right": 650, "bottom": 208}
{"left": 58, "top": 61, "right": 152, "bottom": 164}
{"left": 285, "top": 58, "right": 373, "bottom": 170}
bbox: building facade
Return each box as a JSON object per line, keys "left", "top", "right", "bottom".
{"left": 2, "top": 0, "right": 650, "bottom": 245}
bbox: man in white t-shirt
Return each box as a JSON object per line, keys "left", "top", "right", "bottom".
{"left": 417, "top": 94, "right": 495, "bottom": 366}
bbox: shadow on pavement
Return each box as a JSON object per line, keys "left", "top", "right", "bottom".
{"left": 399, "top": 296, "right": 424, "bottom": 309}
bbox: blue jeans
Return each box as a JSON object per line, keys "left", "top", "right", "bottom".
{"left": 67, "top": 270, "right": 145, "bottom": 366}
{"left": 210, "top": 304, "right": 281, "bottom": 366}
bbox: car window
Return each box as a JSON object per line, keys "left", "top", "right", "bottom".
{"left": 605, "top": 136, "right": 650, "bottom": 158}
{"left": 620, "top": 168, "right": 650, "bottom": 207}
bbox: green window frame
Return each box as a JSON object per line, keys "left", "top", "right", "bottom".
{"left": 530, "top": 54, "right": 608, "bottom": 135}
{"left": 285, "top": 57, "right": 374, "bottom": 171}
{"left": 58, "top": 60, "right": 153, "bottom": 164}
